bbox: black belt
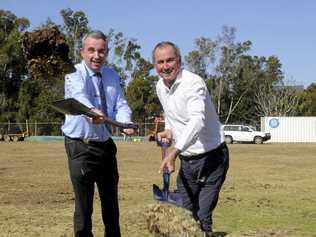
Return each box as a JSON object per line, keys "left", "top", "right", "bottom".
{"left": 65, "top": 136, "right": 111, "bottom": 147}
{"left": 179, "top": 142, "right": 226, "bottom": 161}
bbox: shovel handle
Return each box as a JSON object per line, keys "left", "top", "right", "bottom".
{"left": 162, "top": 172, "right": 170, "bottom": 192}
{"left": 103, "top": 117, "right": 138, "bottom": 129}
{"left": 161, "top": 142, "right": 170, "bottom": 192}
{"left": 160, "top": 141, "right": 169, "bottom": 173}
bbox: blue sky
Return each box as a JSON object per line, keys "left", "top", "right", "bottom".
{"left": 1, "top": 0, "right": 316, "bottom": 87}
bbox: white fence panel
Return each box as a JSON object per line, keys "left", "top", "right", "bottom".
{"left": 261, "top": 117, "right": 316, "bottom": 143}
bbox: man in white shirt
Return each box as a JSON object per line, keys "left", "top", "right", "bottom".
{"left": 153, "top": 41, "right": 229, "bottom": 237}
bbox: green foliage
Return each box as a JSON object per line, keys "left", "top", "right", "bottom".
{"left": 60, "top": 8, "right": 89, "bottom": 63}
{"left": 124, "top": 46, "right": 159, "bottom": 122}
{"left": 185, "top": 37, "right": 217, "bottom": 80}
{"left": 16, "top": 79, "right": 40, "bottom": 121}
{"left": 17, "top": 77, "right": 64, "bottom": 123}
{"left": 106, "top": 30, "right": 144, "bottom": 88}
{"left": 0, "top": 10, "right": 29, "bottom": 122}
{"left": 186, "top": 26, "right": 256, "bottom": 124}
{"left": 0, "top": 9, "right": 314, "bottom": 126}
{"left": 185, "top": 25, "right": 302, "bottom": 125}
{"left": 0, "top": 10, "right": 18, "bottom": 42}
{"left": 301, "top": 83, "right": 316, "bottom": 115}
{"left": 106, "top": 29, "right": 160, "bottom": 123}
{"left": 18, "top": 25, "right": 72, "bottom": 123}
{"left": 126, "top": 75, "right": 160, "bottom": 123}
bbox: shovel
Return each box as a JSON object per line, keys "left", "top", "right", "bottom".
{"left": 153, "top": 141, "right": 182, "bottom": 206}
{"left": 51, "top": 98, "right": 138, "bottom": 129}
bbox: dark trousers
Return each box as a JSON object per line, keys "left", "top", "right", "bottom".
{"left": 64, "top": 136, "right": 121, "bottom": 237}
{"left": 177, "top": 143, "right": 229, "bottom": 232}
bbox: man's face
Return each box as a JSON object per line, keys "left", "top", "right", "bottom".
{"left": 80, "top": 37, "right": 108, "bottom": 71}
{"left": 154, "top": 45, "right": 181, "bottom": 86}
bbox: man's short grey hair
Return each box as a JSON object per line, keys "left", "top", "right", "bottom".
{"left": 152, "top": 41, "right": 182, "bottom": 65}
{"left": 81, "top": 30, "right": 107, "bottom": 48}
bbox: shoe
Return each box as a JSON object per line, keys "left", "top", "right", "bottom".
{"left": 203, "top": 231, "right": 213, "bottom": 237}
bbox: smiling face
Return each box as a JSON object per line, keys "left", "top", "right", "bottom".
{"left": 153, "top": 44, "right": 181, "bottom": 88}
{"left": 80, "top": 36, "right": 108, "bottom": 71}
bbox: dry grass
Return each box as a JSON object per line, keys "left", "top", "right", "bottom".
{"left": 144, "top": 203, "right": 202, "bottom": 237}
{"left": 0, "top": 141, "right": 315, "bottom": 237}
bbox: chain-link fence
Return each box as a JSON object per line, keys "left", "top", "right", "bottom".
{"left": 0, "top": 121, "right": 164, "bottom": 141}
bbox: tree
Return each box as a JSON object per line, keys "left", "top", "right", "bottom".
{"left": 185, "top": 37, "right": 217, "bottom": 80}
{"left": 214, "top": 27, "right": 252, "bottom": 122}
{"left": 221, "top": 55, "right": 259, "bottom": 124}
{"left": 105, "top": 29, "right": 160, "bottom": 122}
{"left": 125, "top": 56, "right": 160, "bottom": 122}
{"left": 20, "top": 25, "right": 73, "bottom": 122}
{"left": 16, "top": 79, "right": 40, "bottom": 121}
{"left": 0, "top": 10, "right": 30, "bottom": 121}
{"left": 60, "top": 8, "right": 89, "bottom": 63}
{"left": 185, "top": 26, "right": 253, "bottom": 124}
{"left": 185, "top": 26, "right": 301, "bottom": 125}
{"left": 126, "top": 75, "right": 160, "bottom": 122}
{"left": 251, "top": 55, "right": 302, "bottom": 117}
{"left": 255, "top": 79, "right": 302, "bottom": 117}
{"left": 301, "top": 83, "right": 316, "bottom": 116}
{"left": 106, "top": 29, "right": 145, "bottom": 88}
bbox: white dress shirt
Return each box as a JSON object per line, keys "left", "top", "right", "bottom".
{"left": 156, "top": 69, "right": 224, "bottom": 156}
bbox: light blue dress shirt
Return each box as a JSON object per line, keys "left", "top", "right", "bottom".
{"left": 62, "top": 61, "right": 132, "bottom": 142}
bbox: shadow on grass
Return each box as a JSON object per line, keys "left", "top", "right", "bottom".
{"left": 213, "top": 231, "right": 228, "bottom": 237}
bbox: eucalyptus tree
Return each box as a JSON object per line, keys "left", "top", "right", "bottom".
{"left": 0, "top": 10, "right": 29, "bottom": 121}
{"left": 19, "top": 25, "right": 73, "bottom": 124}
{"left": 185, "top": 37, "right": 217, "bottom": 81}
{"left": 106, "top": 29, "right": 159, "bottom": 121}
{"left": 185, "top": 26, "right": 253, "bottom": 124}
{"left": 185, "top": 25, "right": 299, "bottom": 124}
{"left": 255, "top": 80, "right": 302, "bottom": 117}
{"left": 301, "top": 83, "right": 316, "bottom": 116}
{"left": 252, "top": 56, "right": 302, "bottom": 117}
{"left": 214, "top": 27, "right": 253, "bottom": 123}
{"left": 106, "top": 29, "right": 144, "bottom": 88}
{"left": 60, "top": 8, "right": 89, "bottom": 63}
{"left": 125, "top": 58, "right": 160, "bottom": 123}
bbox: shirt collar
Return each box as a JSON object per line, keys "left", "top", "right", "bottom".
{"left": 173, "top": 68, "right": 183, "bottom": 86}
{"left": 162, "top": 68, "right": 183, "bottom": 92}
{"left": 82, "top": 61, "right": 102, "bottom": 78}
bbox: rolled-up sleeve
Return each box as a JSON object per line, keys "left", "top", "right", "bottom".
{"left": 113, "top": 84, "right": 132, "bottom": 123}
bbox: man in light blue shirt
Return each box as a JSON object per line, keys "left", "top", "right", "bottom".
{"left": 62, "top": 30, "right": 134, "bottom": 237}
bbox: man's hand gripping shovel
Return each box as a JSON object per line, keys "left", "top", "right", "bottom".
{"left": 152, "top": 141, "right": 182, "bottom": 206}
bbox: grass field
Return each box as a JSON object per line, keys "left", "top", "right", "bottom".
{"left": 0, "top": 141, "right": 315, "bottom": 237}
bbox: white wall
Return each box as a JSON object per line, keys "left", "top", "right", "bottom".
{"left": 261, "top": 117, "right": 316, "bottom": 143}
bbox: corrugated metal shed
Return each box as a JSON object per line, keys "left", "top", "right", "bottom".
{"left": 261, "top": 117, "right": 316, "bottom": 143}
